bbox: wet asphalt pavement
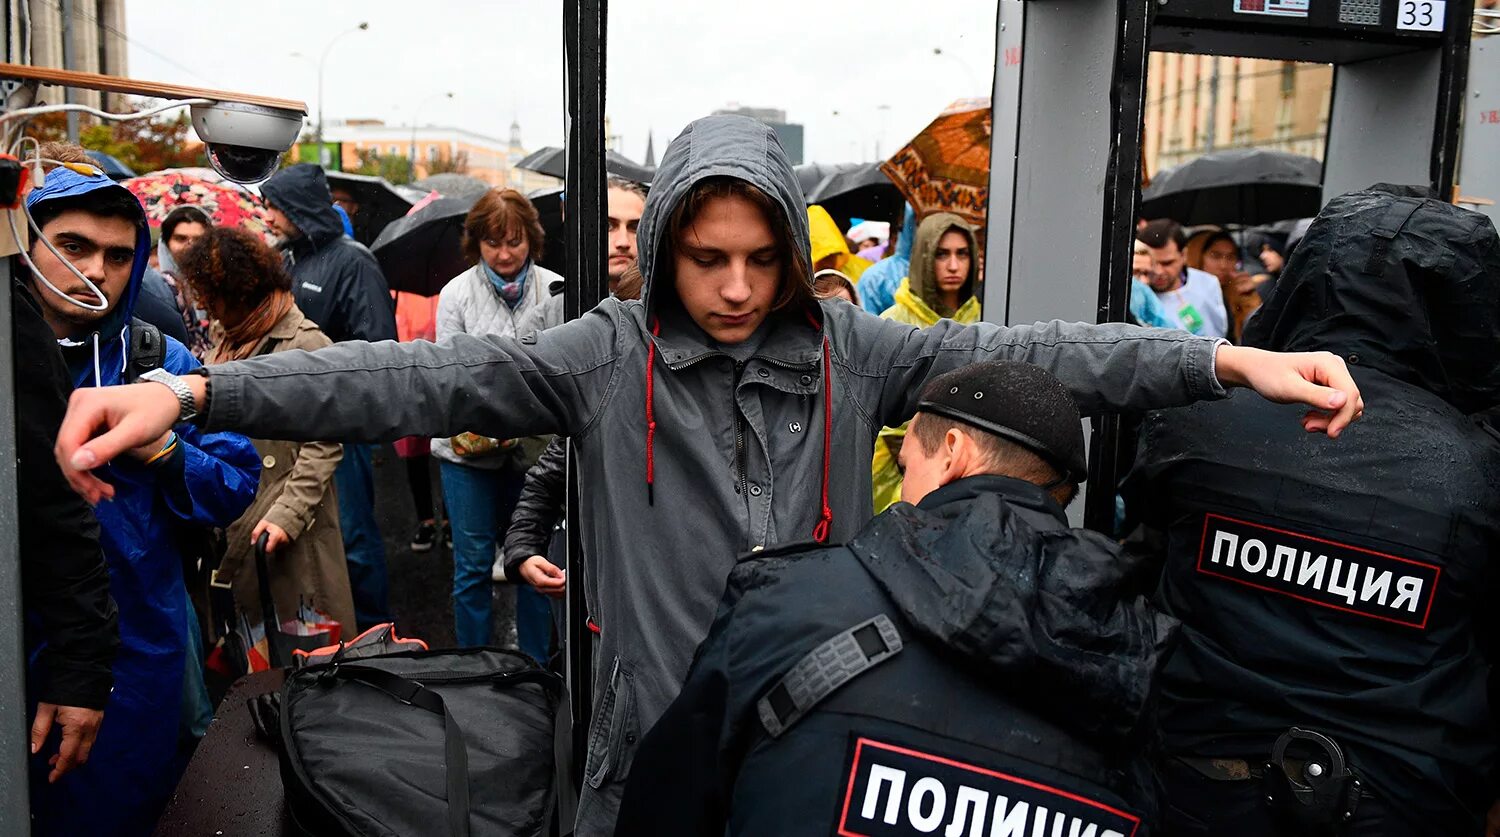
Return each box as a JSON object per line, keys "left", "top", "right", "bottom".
{"left": 371, "top": 444, "right": 520, "bottom": 651}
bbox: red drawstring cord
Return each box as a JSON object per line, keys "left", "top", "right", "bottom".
{"left": 812, "top": 335, "right": 834, "bottom": 544}
{"left": 645, "top": 317, "right": 661, "bottom": 505}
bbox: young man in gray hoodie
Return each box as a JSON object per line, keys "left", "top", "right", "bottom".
{"left": 56, "top": 115, "right": 1362, "bottom": 835}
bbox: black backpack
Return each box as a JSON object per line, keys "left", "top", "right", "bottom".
{"left": 277, "top": 647, "right": 561, "bottom": 837}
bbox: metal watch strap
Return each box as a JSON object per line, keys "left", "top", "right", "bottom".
{"left": 140, "top": 368, "right": 197, "bottom": 423}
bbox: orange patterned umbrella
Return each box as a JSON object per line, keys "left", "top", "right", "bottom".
{"left": 879, "top": 98, "right": 991, "bottom": 228}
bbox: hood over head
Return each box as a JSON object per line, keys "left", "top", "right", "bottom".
{"left": 260, "top": 163, "right": 345, "bottom": 250}
{"left": 1243, "top": 184, "right": 1500, "bottom": 413}
{"left": 909, "top": 211, "right": 980, "bottom": 315}
{"left": 849, "top": 475, "right": 1178, "bottom": 742}
{"left": 635, "top": 115, "right": 810, "bottom": 319}
{"left": 25, "top": 165, "right": 150, "bottom": 386}
{"left": 808, "top": 204, "right": 854, "bottom": 266}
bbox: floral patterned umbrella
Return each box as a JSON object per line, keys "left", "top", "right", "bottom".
{"left": 879, "top": 99, "right": 991, "bottom": 228}
{"left": 124, "top": 169, "right": 273, "bottom": 242}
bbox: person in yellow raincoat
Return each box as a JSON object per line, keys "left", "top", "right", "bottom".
{"left": 871, "top": 212, "right": 984, "bottom": 510}
{"left": 808, "top": 204, "right": 873, "bottom": 283}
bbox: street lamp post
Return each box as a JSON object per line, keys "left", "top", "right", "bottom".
{"left": 315, "top": 21, "right": 370, "bottom": 162}
{"left": 410, "top": 91, "right": 454, "bottom": 177}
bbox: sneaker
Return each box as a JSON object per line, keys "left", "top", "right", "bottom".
{"left": 410, "top": 521, "right": 437, "bottom": 553}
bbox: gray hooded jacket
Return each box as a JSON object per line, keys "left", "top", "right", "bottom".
{"left": 199, "top": 115, "right": 1224, "bottom": 835}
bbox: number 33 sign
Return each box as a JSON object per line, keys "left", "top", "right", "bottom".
{"left": 1398, "top": 0, "right": 1445, "bottom": 31}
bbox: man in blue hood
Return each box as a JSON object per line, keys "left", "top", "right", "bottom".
{"left": 859, "top": 204, "right": 917, "bottom": 315}
{"left": 21, "top": 160, "right": 260, "bottom": 837}
{"left": 261, "top": 163, "right": 396, "bottom": 629}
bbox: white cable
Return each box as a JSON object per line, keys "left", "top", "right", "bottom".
{"left": 91, "top": 334, "right": 102, "bottom": 388}
{"left": 0, "top": 98, "right": 213, "bottom": 130}
{"left": 7, "top": 194, "right": 112, "bottom": 312}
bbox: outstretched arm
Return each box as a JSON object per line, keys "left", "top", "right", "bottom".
{"left": 56, "top": 305, "right": 623, "bottom": 503}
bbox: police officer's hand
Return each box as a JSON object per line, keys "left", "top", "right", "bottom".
{"left": 31, "top": 702, "right": 103, "bottom": 783}
{"left": 1214, "top": 345, "right": 1364, "bottom": 438}
{"left": 519, "top": 556, "right": 567, "bottom": 598}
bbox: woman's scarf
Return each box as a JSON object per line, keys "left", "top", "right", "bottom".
{"left": 481, "top": 259, "right": 530, "bottom": 309}
{"left": 210, "top": 289, "right": 295, "bottom": 364}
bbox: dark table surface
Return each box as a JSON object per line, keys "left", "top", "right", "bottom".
{"left": 153, "top": 669, "right": 291, "bottom": 837}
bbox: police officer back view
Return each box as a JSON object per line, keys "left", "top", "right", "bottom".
{"left": 616, "top": 361, "right": 1176, "bottom": 836}
{"left": 1129, "top": 185, "right": 1500, "bottom": 836}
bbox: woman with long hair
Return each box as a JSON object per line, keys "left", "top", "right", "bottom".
{"left": 179, "top": 227, "right": 355, "bottom": 633}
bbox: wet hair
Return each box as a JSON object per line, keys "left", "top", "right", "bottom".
{"left": 1139, "top": 218, "right": 1187, "bottom": 250}
{"left": 178, "top": 226, "right": 291, "bottom": 320}
{"left": 910, "top": 413, "right": 1076, "bottom": 506}
{"left": 36, "top": 141, "right": 93, "bottom": 169}
{"left": 813, "top": 268, "right": 859, "bottom": 305}
{"left": 607, "top": 176, "right": 648, "bottom": 201}
{"left": 661, "top": 176, "right": 815, "bottom": 314}
{"left": 461, "top": 188, "right": 546, "bottom": 265}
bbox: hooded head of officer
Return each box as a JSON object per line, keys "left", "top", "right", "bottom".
{"left": 898, "top": 361, "right": 1088, "bottom": 508}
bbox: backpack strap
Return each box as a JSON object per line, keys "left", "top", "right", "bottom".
{"left": 125, "top": 318, "right": 165, "bottom": 384}
{"left": 1362, "top": 198, "right": 1424, "bottom": 276}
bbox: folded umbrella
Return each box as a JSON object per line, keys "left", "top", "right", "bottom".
{"left": 371, "top": 194, "right": 480, "bottom": 296}
{"left": 324, "top": 171, "right": 419, "bottom": 247}
{"left": 881, "top": 98, "right": 992, "bottom": 229}
{"left": 1138, "top": 149, "right": 1322, "bottom": 226}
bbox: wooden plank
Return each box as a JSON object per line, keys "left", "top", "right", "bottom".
{"left": 0, "top": 63, "right": 306, "bottom": 114}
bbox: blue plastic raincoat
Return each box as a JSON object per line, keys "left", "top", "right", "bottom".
{"left": 24, "top": 167, "right": 260, "bottom": 837}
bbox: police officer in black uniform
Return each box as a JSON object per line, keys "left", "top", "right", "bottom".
{"left": 615, "top": 361, "right": 1176, "bottom": 837}
{"left": 1128, "top": 185, "right": 1500, "bottom": 836}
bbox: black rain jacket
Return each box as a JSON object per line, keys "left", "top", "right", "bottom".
{"left": 503, "top": 437, "right": 567, "bottom": 579}
{"left": 616, "top": 475, "right": 1176, "bottom": 836}
{"left": 12, "top": 275, "right": 119, "bottom": 708}
{"left": 261, "top": 164, "right": 396, "bottom": 344}
{"left": 1129, "top": 185, "right": 1500, "bottom": 833}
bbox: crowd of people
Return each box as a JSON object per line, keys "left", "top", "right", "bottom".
{"left": 11, "top": 109, "right": 1499, "bottom": 837}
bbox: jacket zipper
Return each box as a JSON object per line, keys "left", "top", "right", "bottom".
{"left": 733, "top": 360, "right": 748, "bottom": 495}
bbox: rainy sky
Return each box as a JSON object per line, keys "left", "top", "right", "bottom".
{"left": 123, "top": 0, "right": 998, "bottom": 165}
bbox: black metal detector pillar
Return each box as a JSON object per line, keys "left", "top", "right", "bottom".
{"left": 984, "top": 0, "right": 1154, "bottom": 531}
{"left": 985, "top": 0, "right": 1473, "bottom": 533}
{"left": 562, "top": 0, "right": 607, "bottom": 808}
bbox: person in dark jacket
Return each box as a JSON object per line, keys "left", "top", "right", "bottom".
{"left": 21, "top": 162, "right": 260, "bottom": 836}
{"left": 1128, "top": 185, "right": 1500, "bottom": 836}
{"left": 617, "top": 360, "right": 1174, "bottom": 836}
{"left": 12, "top": 274, "right": 119, "bottom": 787}
{"left": 261, "top": 163, "right": 396, "bottom": 630}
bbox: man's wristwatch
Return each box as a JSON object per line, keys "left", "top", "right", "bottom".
{"left": 139, "top": 368, "right": 200, "bottom": 423}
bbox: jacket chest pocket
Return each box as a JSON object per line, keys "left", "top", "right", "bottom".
{"left": 585, "top": 656, "right": 640, "bottom": 790}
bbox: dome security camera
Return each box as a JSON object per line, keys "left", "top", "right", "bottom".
{"left": 190, "top": 101, "right": 304, "bottom": 183}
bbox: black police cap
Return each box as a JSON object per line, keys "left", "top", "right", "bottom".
{"left": 916, "top": 361, "right": 1088, "bottom": 484}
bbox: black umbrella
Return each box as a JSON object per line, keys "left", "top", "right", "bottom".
{"left": 516, "top": 146, "right": 654, "bottom": 185}
{"left": 528, "top": 186, "right": 567, "bottom": 277}
{"left": 324, "top": 172, "right": 419, "bottom": 247}
{"left": 792, "top": 162, "right": 858, "bottom": 201}
{"left": 413, "top": 173, "right": 493, "bottom": 202}
{"left": 1139, "top": 149, "right": 1322, "bottom": 227}
{"left": 371, "top": 195, "right": 479, "bottom": 296}
{"left": 85, "top": 150, "right": 135, "bottom": 181}
{"left": 806, "top": 162, "right": 905, "bottom": 231}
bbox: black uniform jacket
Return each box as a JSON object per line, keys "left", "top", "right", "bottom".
{"left": 616, "top": 475, "right": 1177, "bottom": 837}
{"left": 1129, "top": 187, "right": 1500, "bottom": 834}
{"left": 12, "top": 276, "right": 119, "bottom": 708}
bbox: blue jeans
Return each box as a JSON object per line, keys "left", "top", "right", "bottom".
{"left": 335, "top": 443, "right": 390, "bottom": 629}
{"left": 441, "top": 462, "right": 526, "bottom": 648}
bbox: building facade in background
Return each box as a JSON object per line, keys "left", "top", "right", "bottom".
{"left": 1143, "top": 54, "right": 1332, "bottom": 176}
{"left": 318, "top": 118, "right": 559, "bottom": 192}
{"left": 6, "top": 0, "right": 130, "bottom": 111}
{"left": 712, "top": 104, "right": 805, "bottom": 165}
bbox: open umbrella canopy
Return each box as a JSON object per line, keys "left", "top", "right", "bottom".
{"left": 516, "top": 146, "right": 654, "bottom": 185}
{"left": 371, "top": 194, "right": 479, "bottom": 296}
{"left": 527, "top": 186, "right": 568, "bottom": 277}
{"left": 413, "top": 173, "right": 494, "bottom": 202}
{"left": 324, "top": 172, "right": 420, "bottom": 247}
{"left": 880, "top": 98, "right": 991, "bottom": 228}
{"left": 806, "top": 162, "right": 905, "bottom": 232}
{"left": 124, "top": 169, "right": 272, "bottom": 241}
{"left": 792, "top": 163, "right": 859, "bottom": 201}
{"left": 1139, "top": 149, "right": 1322, "bottom": 226}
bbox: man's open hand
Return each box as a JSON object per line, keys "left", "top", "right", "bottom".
{"left": 1214, "top": 345, "right": 1364, "bottom": 438}
{"left": 31, "top": 703, "right": 103, "bottom": 783}
{"left": 55, "top": 381, "right": 194, "bottom": 503}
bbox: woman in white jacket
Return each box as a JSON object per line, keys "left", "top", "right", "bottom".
{"left": 433, "top": 189, "right": 563, "bottom": 653}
